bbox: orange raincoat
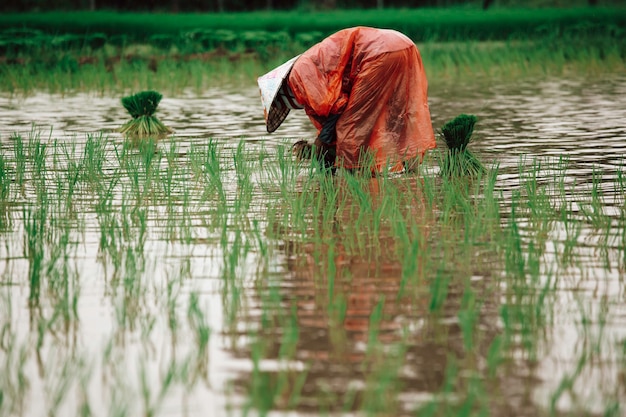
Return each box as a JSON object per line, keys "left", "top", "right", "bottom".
{"left": 287, "top": 26, "right": 436, "bottom": 172}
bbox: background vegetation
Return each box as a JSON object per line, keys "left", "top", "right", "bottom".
{"left": 2, "top": 7, "right": 625, "bottom": 42}
{"left": 2, "top": 0, "right": 624, "bottom": 12}
{"left": 1, "top": 4, "right": 624, "bottom": 94}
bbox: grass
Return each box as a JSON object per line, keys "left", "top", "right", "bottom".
{"left": 0, "top": 129, "right": 624, "bottom": 415}
{"left": 0, "top": 36, "right": 621, "bottom": 96}
{"left": 1, "top": 7, "right": 625, "bottom": 43}
{"left": 0, "top": 7, "right": 624, "bottom": 95}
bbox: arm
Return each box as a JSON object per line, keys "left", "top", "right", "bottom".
{"left": 312, "top": 114, "right": 339, "bottom": 170}
{"left": 317, "top": 113, "right": 340, "bottom": 145}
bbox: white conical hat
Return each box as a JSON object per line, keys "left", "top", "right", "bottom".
{"left": 257, "top": 55, "right": 302, "bottom": 133}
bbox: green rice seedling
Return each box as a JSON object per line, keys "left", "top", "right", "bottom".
{"left": 558, "top": 201, "right": 583, "bottom": 268}
{"left": 11, "top": 133, "right": 26, "bottom": 191}
{"left": 439, "top": 114, "right": 486, "bottom": 177}
{"left": 438, "top": 175, "right": 474, "bottom": 227}
{"left": 43, "top": 210, "right": 81, "bottom": 324}
{"left": 458, "top": 285, "right": 479, "bottom": 352}
{"left": 55, "top": 141, "right": 83, "bottom": 215}
{"left": 43, "top": 349, "right": 85, "bottom": 417}
{"left": 242, "top": 323, "right": 307, "bottom": 413}
{"left": 139, "top": 357, "right": 169, "bottom": 417}
{"left": 75, "top": 359, "right": 95, "bottom": 417}
{"left": 232, "top": 141, "right": 255, "bottom": 215}
{"left": 265, "top": 144, "right": 301, "bottom": 200}
{"left": 429, "top": 267, "right": 450, "bottom": 313}
{"left": 189, "top": 140, "right": 225, "bottom": 206}
{"left": 157, "top": 142, "right": 179, "bottom": 211}
{"left": 396, "top": 223, "right": 421, "bottom": 299}
{"left": 4, "top": 123, "right": 626, "bottom": 417}
{"left": 0, "top": 148, "right": 10, "bottom": 197}
{"left": 118, "top": 90, "right": 172, "bottom": 140}
{"left": 162, "top": 177, "right": 194, "bottom": 245}
{"left": 187, "top": 291, "right": 211, "bottom": 351}
{"left": 220, "top": 227, "right": 249, "bottom": 329}
{"left": 0, "top": 330, "right": 30, "bottom": 416}
{"left": 504, "top": 193, "right": 525, "bottom": 279}
{"left": 315, "top": 176, "right": 342, "bottom": 243}
{"left": 284, "top": 368, "right": 308, "bottom": 410}
{"left": 81, "top": 132, "right": 109, "bottom": 184}
{"left": 549, "top": 338, "right": 589, "bottom": 416}
{"left": 361, "top": 342, "right": 407, "bottom": 415}
{"left": 23, "top": 205, "right": 46, "bottom": 306}
{"left": 0, "top": 150, "right": 12, "bottom": 230}
{"left": 27, "top": 132, "right": 48, "bottom": 182}
{"left": 104, "top": 358, "right": 132, "bottom": 417}
{"left": 579, "top": 168, "right": 610, "bottom": 229}
{"left": 486, "top": 334, "right": 506, "bottom": 378}
{"left": 604, "top": 402, "right": 621, "bottom": 417}
{"left": 96, "top": 211, "right": 123, "bottom": 275}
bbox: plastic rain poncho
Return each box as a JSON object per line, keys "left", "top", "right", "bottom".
{"left": 287, "top": 26, "right": 436, "bottom": 172}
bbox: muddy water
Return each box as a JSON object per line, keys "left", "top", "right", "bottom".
{"left": 1, "top": 73, "right": 626, "bottom": 417}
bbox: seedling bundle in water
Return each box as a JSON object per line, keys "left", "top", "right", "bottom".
{"left": 118, "top": 91, "right": 172, "bottom": 139}
{"left": 439, "top": 114, "right": 485, "bottom": 177}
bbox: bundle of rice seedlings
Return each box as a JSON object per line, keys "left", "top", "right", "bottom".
{"left": 439, "top": 114, "right": 485, "bottom": 177}
{"left": 118, "top": 90, "right": 172, "bottom": 139}
{"left": 291, "top": 139, "right": 335, "bottom": 170}
{"left": 292, "top": 140, "right": 312, "bottom": 161}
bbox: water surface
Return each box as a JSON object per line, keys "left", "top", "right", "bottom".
{"left": 1, "top": 73, "right": 625, "bottom": 417}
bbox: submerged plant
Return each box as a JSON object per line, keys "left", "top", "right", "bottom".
{"left": 118, "top": 91, "right": 172, "bottom": 139}
{"left": 439, "top": 114, "right": 485, "bottom": 177}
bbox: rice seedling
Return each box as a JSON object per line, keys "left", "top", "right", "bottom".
{"left": 362, "top": 342, "right": 407, "bottom": 415}
{"left": 189, "top": 140, "right": 226, "bottom": 208}
{"left": 0, "top": 150, "right": 12, "bottom": 230}
{"left": 43, "top": 348, "right": 84, "bottom": 417}
{"left": 2, "top": 110, "right": 626, "bottom": 417}
{"left": 118, "top": 90, "right": 172, "bottom": 140}
{"left": 138, "top": 355, "right": 177, "bottom": 417}
{"left": 578, "top": 168, "right": 610, "bottom": 229}
{"left": 429, "top": 268, "right": 450, "bottom": 313}
{"left": 457, "top": 286, "right": 479, "bottom": 353}
{"left": 0, "top": 334, "right": 30, "bottom": 417}
{"left": 220, "top": 226, "right": 250, "bottom": 329}
{"left": 80, "top": 132, "right": 110, "bottom": 184}
{"left": 187, "top": 291, "right": 211, "bottom": 367}
{"left": 233, "top": 141, "right": 254, "bottom": 214}
{"left": 439, "top": 114, "right": 485, "bottom": 177}
{"left": 24, "top": 205, "right": 47, "bottom": 306}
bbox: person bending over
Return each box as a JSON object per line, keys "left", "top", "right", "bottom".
{"left": 258, "top": 26, "right": 436, "bottom": 173}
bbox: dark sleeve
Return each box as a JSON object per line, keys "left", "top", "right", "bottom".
{"left": 317, "top": 113, "right": 341, "bottom": 145}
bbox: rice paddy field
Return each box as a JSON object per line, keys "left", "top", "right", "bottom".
{"left": 1, "top": 7, "right": 626, "bottom": 417}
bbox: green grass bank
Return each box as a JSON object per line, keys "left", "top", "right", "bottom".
{"left": 1, "top": 7, "right": 624, "bottom": 94}
{"left": 2, "top": 7, "right": 625, "bottom": 42}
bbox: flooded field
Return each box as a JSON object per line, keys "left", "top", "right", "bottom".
{"left": 1, "top": 73, "right": 626, "bottom": 417}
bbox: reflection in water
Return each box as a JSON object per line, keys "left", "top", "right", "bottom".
{"left": 244, "top": 173, "right": 552, "bottom": 416}
{"left": 0, "top": 73, "right": 625, "bottom": 416}
{"left": 270, "top": 175, "right": 498, "bottom": 413}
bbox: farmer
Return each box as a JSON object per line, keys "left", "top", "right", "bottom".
{"left": 257, "top": 26, "right": 436, "bottom": 173}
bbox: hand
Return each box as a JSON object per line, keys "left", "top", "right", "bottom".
{"left": 292, "top": 140, "right": 312, "bottom": 160}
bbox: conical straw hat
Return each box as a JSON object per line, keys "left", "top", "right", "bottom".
{"left": 257, "top": 55, "right": 301, "bottom": 133}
